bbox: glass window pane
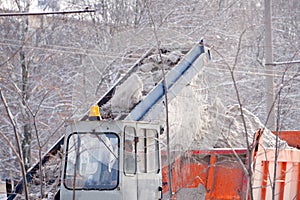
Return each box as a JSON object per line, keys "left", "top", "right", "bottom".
{"left": 64, "top": 132, "right": 119, "bottom": 190}
{"left": 124, "top": 126, "right": 136, "bottom": 175}
{"left": 137, "top": 129, "right": 159, "bottom": 173}
{"left": 146, "top": 129, "right": 159, "bottom": 173}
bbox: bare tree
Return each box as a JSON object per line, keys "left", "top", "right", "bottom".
{"left": 0, "top": 0, "right": 299, "bottom": 199}
{"left": 0, "top": 89, "right": 29, "bottom": 200}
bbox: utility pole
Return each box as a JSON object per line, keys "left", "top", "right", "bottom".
{"left": 264, "top": 0, "right": 275, "bottom": 130}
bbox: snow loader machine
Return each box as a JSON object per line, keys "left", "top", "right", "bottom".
{"left": 59, "top": 41, "right": 211, "bottom": 200}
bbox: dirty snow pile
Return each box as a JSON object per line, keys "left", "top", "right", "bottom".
{"left": 106, "top": 45, "right": 289, "bottom": 151}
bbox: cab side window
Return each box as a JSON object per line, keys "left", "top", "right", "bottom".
{"left": 124, "top": 126, "right": 136, "bottom": 175}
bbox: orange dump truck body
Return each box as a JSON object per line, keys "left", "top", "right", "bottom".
{"left": 162, "top": 149, "right": 248, "bottom": 199}
{"left": 272, "top": 130, "right": 300, "bottom": 149}
{"left": 162, "top": 131, "right": 300, "bottom": 199}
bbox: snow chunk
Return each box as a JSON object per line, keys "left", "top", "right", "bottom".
{"left": 165, "top": 50, "right": 183, "bottom": 65}
{"left": 146, "top": 51, "right": 182, "bottom": 66}
{"left": 111, "top": 73, "right": 143, "bottom": 114}
{"left": 139, "top": 63, "right": 158, "bottom": 73}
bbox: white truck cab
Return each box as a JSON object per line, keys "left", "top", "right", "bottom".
{"left": 60, "top": 120, "right": 162, "bottom": 200}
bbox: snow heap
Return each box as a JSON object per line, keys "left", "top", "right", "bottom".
{"left": 213, "top": 104, "right": 289, "bottom": 149}
{"left": 107, "top": 46, "right": 289, "bottom": 152}
{"left": 144, "top": 68, "right": 288, "bottom": 151}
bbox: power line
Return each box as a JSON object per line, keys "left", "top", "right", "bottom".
{"left": 267, "top": 60, "right": 300, "bottom": 66}
{"left": 0, "top": 9, "right": 95, "bottom": 17}
{"left": 1, "top": 40, "right": 299, "bottom": 76}
{"left": 0, "top": 41, "right": 144, "bottom": 60}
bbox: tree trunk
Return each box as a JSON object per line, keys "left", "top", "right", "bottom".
{"left": 20, "top": 50, "right": 31, "bottom": 170}
{"left": 20, "top": 37, "right": 31, "bottom": 170}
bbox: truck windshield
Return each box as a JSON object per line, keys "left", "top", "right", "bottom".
{"left": 64, "top": 132, "right": 119, "bottom": 190}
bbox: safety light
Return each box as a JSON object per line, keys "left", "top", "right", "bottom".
{"left": 88, "top": 105, "right": 101, "bottom": 121}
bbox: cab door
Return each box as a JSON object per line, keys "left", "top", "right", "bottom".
{"left": 122, "top": 122, "right": 162, "bottom": 200}
{"left": 122, "top": 125, "right": 138, "bottom": 200}
{"left": 136, "top": 124, "right": 162, "bottom": 200}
